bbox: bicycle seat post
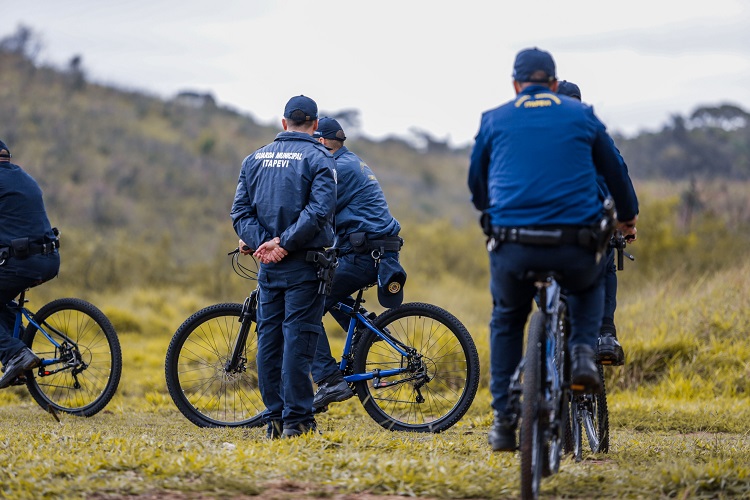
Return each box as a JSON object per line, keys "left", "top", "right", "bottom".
{"left": 352, "top": 288, "right": 365, "bottom": 314}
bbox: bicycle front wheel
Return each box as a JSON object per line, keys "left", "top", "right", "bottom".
{"left": 165, "top": 303, "right": 265, "bottom": 428}
{"left": 520, "top": 311, "right": 546, "bottom": 500}
{"left": 573, "top": 365, "right": 609, "bottom": 456}
{"left": 353, "top": 302, "right": 480, "bottom": 433}
{"left": 23, "top": 298, "right": 122, "bottom": 417}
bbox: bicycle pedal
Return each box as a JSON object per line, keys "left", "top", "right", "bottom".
{"left": 312, "top": 405, "right": 329, "bottom": 414}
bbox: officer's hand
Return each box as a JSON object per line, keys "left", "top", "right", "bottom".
{"left": 254, "top": 237, "right": 287, "bottom": 263}
{"left": 617, "top": 217, "right": 637, "bottom": 242}
{"left": 238, "top": 239, "right": 253, "bottom": 255}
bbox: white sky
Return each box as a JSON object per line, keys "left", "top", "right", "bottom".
{"left": 4, "top": 0, "right": 750, "bottom": 147}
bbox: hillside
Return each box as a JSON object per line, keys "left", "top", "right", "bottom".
{"left": 2, "top": 39, "right": 750, "bottom": 298}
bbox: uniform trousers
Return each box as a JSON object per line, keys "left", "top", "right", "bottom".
{"left": 310, "top": 252, "right": 381, "bottom": 384}
{"left": 256, "top": 259, "right": 324, "bottom": 428}
{"left": 0, "top": 253, "right": 60, "bottom": 365}
{"left": 488, "top": 243, "right": 607, "bottom": 418}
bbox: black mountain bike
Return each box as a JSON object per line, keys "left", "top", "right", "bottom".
{"left": 165, "top": 249, "right": 480, "bottom": 433}
{"left": 508, "top": 270, "right": 573, "bottom": 500}
{"left": 570, "top": 232, "right": 634, "bottom": 460}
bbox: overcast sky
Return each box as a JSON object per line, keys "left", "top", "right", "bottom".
{"left": 4, "top": 0, "right": 750, "bottom": 147}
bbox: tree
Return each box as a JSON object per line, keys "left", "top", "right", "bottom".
{"left": 0, "top": 24, "right": 43, "bottom": 63}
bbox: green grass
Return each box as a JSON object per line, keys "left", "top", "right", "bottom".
{"left": 2, "top": 255, "right": 750, "bottom": 498}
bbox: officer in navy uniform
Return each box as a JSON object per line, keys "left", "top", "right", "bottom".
{"left": 557, "top": 80, "right": 631, "bottom": 366}
{"left": 468, "top": 48, "right": 639, "bottom": 452}
{"left": 231, "top": 96, "right": 337, "bottom": 439}
{"left": 0, "top": 139, "right": 60, "bottom": 388}
{"left": 307, "top": 117, "right": 403, "bottom": 411}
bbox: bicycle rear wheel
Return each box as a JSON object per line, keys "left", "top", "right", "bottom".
{"left": 165, "top": 302, "right": 265, "bottom": 428}
{"left": 23, "top": 298, "right": 122, "bottom": 417}
{"left": 520, "top": 311, "right": 546, "bottom": 500}
{"left": 353, "top": 302, "right": 480, "bottom": 433}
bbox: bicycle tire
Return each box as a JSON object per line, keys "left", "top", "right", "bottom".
{"left": 23, "top": 298, "right": 122, "bottom": 417}
{"left": 582, "top": 365, "right": 609, "bottom": 453}
{"left": 165, "top": 303, "right": 265, "bottom": 428}
{"left": 520, "top": 311, "right": 546, "bottom": 500}
{"left": 572, "top": 365, "right": 609, "bottom": 456}
{"left": 550, "top": 300, "right": 573, "bottom": 471}
{"left": 352, "top": 302, "right": 479, "bottom": 433}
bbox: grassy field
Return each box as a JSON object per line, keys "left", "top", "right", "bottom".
{"left": 1, "top": 254, "right": 750, "bottom": 499}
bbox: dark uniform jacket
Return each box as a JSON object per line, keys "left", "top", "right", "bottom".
{"left": 231, "top": 131, "right": 336, "bottom": 252}
{"left": 330, "top": 146, "right": 400, "bottom": 254}
{"left": 0, "top": 161, "right": 59, "bottom": 279}
{"left": 468, "top": 85, "right": 638, "bottom": 227}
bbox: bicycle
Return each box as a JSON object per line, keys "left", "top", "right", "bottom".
{"left": 570, "top": 232, "right": 634, "bottom": 461}
{"left": 507, "top": 270, "right": 573, "bottom": 500}
{"left": 4, "top": 289, "right": 122, "bottom": 417}
{"left": 165, "top": 249, "right": 481, "bottom": 433}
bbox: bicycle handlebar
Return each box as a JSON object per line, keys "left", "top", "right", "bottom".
{"left": 610, "top": 232, "right": 635, "bottom": 271}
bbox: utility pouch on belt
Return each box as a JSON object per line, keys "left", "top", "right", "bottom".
{"left": 10, "top": 238, "right": 30, "bottom": 259}
{"left": 349, "top": 232, "right": 404, "bottom": 257}
{"left": 306, "top": 249, "right": 339, "bottom": 296}
{"left": 349, "top": 232, "right": 368, "bottom": 254}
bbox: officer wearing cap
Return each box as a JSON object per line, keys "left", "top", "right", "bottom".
{"left": 557, "top": 80, "right": 632, "bottom": 367}
{"left": 231, "top": 95, "right": 337, "bottom": 438}
{"left": 0, "top": 140, "right": 60, "bottom": 389}
{"left": 468, "top": 48, "right": 639, "bottom": 451}
{"left": 308, "top": 117, "right": 403, "bottom": 411}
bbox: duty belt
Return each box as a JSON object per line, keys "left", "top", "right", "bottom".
{"left": 489, "top": 226, "right": 594, "bottom": 248}
{"left": 0, "top": 239, "right": 60, "bottom": 266}
{"left": 284, "top": 248, "right": 326, "bottom": 262}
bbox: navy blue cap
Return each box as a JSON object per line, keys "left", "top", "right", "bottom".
{"left": 512, "top": 47, "right": 556, "bottom": 83}
{"left": 377, "top": 254, "right": 406, "bottom": 308}
{"left": 0, "top": 139, "right": 10, "bottom": 157}
{"left": 284, "top": 95, "right": 318, "bottom": 122}
{"left": 313, "top": 117, "right": 346, "bottom": 141}
{"left": 557, "top": 80, "right": 581, "bottom": 100}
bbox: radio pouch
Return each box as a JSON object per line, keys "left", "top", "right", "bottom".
{"left": 11, "top": 237, "right": 30, "bottom": 259}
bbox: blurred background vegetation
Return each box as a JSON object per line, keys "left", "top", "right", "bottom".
{"left": 2, "top": 25, "right": 750, "bottom": 402}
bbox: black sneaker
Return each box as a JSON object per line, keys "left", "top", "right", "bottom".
{"left": 312, "top": 376, "right": 354, "bottom": 410}
{"left": 597, "top": 329, "right": 625, "bottom": 366}
{"left": 570, "top": 344, "right": 602, "bottom": 393}
{"left": 266, "top": 420, "right": 283, "bottom": 440}
{"left": 0, "top": 347, "right": 40, "bottom": 389}
{"left": 488, "top": 414, "right": 517, "bottom": 452}
{"left": 282, "top": 420, "right": 317, "bottom": 438}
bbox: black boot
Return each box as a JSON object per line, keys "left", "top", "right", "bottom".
{"left": 570, "top": 344, "right": 602, "bottom": 393}
{"left": 488, "top": 413, "right": 517, "bottom": 452}
{"left": 596, "top": 325, "right": 625, "bottom": 366}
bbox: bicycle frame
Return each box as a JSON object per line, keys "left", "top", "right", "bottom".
{"left": 8, "top": 293, "right": 82, "bottom": 375}
{"left": 333, "top": 298, "right": 414, "bottom": 384}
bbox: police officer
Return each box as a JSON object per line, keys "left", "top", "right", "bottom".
{"left": 231, "top": 95, "right": 337, "bottom": 438}
{"left": 467, "top": 48, "right": 638, "bottom": 452}
{"left": 308, "top": 117, "right": 402, "bottom": 411}
{"left": 557, "top": 80, "right": 631, "bottom": 366}
{"left": 0, "top": 139, "right": 60, "bottom": 388}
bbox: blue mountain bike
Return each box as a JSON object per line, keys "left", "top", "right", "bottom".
{"left": 5, "top": 289, "right": 122, "bottom": 416}
{"left": 165, "top": 249, "right": 480, "bottom": 432}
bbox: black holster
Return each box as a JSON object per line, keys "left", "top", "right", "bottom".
{"left": 306, "top": 249, "right": 339, "bottom": 295}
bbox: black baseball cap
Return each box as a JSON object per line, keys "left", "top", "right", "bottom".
{"left": 558, "top": 80, "right": 582, "bottom": 100}
{"left": 512, "top": 47, "right": 556, "bottom": 83}
{"left": 377, "top": 255, "right": 406, "bottom": 308}
{"left": 313, "top": 117, "right": 346, "bottom": 141}
{"left": 283, "top": 95, "right": 318, "bottom": 122}
{"left": 0, "top": 139, "right": 10, "bottom": 156}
